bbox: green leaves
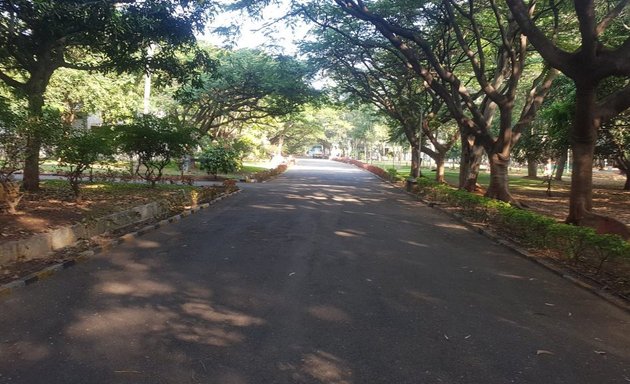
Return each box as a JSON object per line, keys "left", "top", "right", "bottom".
{"left": 113, "top": 115, "right": 195, "bottom": 186}
{"left": 198, "top": 141, "right": 242, "bottom": 178}
{"left": 176, "top": 48, "right": 317, "bottom": 135}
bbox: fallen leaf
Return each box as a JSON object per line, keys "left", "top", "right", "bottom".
{"left": 544, "top": 303, "right": 555, "bottom": 307}
{"left": 443, "top": 334, "right": 449, "bottom": 340}
{"left": 594, "top": 350, "right": 607, "bottom": 355}
{"left": 464, "top": 335, "right": 472, "bottom": 339}
{"left": 536, "top": 350, "right": 554, "bottom": 356}
{"left": 288, "top": 272, "right": 295, "bottom": 276}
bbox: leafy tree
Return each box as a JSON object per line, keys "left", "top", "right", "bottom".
{"left": 506, "top": 0, "right": 630, "bottom": 224}
{"left": 324, "top": 0, "right": 557, "bottom": 201}
{"left": 513, "top": 76, "right": 575, "bottom": 179}
{"left": 114, "top": 115, "right": 195, "bottom": 187}
{"left": 198, "top": 141, "right": 241, "bottom": 179}
{"left": 303, "top": 24, "right": 459, "bottom": 180}
{"left": 175, "top": 48, "right": 318, "bottom": 137}
{"left": 45, "top": 69, "right": 143, "bottom": 125}
{"left": 0, "top": 0, "right": 215, "bottom": 191}
{"left": 55, "top": 129, "right": 114, "bottom": 200}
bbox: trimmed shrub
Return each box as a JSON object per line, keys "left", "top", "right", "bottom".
{"left": 410, "top": 177, "right": 630, "bottom": 271}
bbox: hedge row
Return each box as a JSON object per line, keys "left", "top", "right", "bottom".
{"left": 335, "top": 157, "right": 629, "bottom": 274}
{"left": 413, "top": 178, "right": 630, "bottom": 274}
{"left": 335, "top": 158, "right": 396, "bottom": 181}
{"left": 249, "top": 164, "right": 288, "bottom": 183}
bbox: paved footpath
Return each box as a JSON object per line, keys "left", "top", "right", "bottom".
{"left": 0, "top": 159, "right": 629, "bottom": 384}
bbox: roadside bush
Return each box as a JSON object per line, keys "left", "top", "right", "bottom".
{"left": 251, "top": 164, "right": 288, "bottom": 182}
{"left": 198, "top": 142, "right": 241, "bottom": 179}
{"left": 410, "top": 177, "right": 630, "bottom": 273}
{"left": 387, "top": 168, "right": 400, "bottom": 181}
{"left": 113, "top": 115, "right": 195, "bottom": 187}
{"left": 55, "top": 129, "right": 113, "bottom": 200}
{"left": 335, "top": 157, "right": 395, "bottom": 182}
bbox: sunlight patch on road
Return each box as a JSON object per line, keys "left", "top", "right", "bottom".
{"left": 134, "top": 239, "right": 161, "bottom": 249}
{"left": 401, "top": 240, "right": 429, "bottom": 248}
{"left": 307, "top": 305, "right": 353, "bottom": 323}
{"left": 98, "top": 280, "right": 176, "bottom": 296}
{"left": 181, "top": 302, "right": 266, "bottom": 327}
{"left": 434, "top": 222, "right": 468, "bottom": 231}
{"left": 301, "top": 351, "right": 353, "bottom": 384}
{"left": 334, "top": 229, "right": 366, "bottom": 238}
{"left": 332, "top": 195, "right": 360, "bottom": 202}
{"left": 5, "top": 341, "right": 51, "bottom": 361}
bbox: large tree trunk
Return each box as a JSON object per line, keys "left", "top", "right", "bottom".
{"left": 554, "top": 149, "right": 568, "bottom": 181}
{"left": 567, "top": 85, "right": 597, "bottom": 224}
{"left": 22, "top": 93, "right": 45, "bottom": 192}
{"left": 434, "top": 154, "right": 445, "bottom": 183}
{"left": 459, "top": 135, "right": 483, "bottom": 191}
{"left": 526, "top": 156, "right": 538, "bottom": 178}
{"left": 485, "top": 151, "right": 513, "bottom": 201}
{"left": 410, "top": 140, "right": 421, "bottom": 179}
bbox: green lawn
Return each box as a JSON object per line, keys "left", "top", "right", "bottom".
{"left": 41, "top": 160, "right": 271, "bottom": 179}
{"left": 368, "top": 160, "right": 560, "bottom": 191}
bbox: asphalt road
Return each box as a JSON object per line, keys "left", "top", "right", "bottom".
{"left": 0, "top": 159, "right": 629, "bottom": 384}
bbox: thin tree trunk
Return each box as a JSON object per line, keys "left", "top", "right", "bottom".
{"left": 410, "top": 141, "right": 421, "bottom": 179}
{"left": 23, "top": 93, "right": 45, "bottom": 192}
{"left": 554, "top": 149, "right": 568, "bottom": 181}
{"left": 567, "top": 85, "right": 597, "bottom": 224}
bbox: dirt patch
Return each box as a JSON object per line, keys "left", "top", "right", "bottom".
{"left": 0, "top": 181, "right": 232, "bottom": 284}
{"left": 511, "top": 172, "right": 630, "bottom": 226}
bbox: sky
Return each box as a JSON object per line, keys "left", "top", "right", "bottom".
{"left": 201, "top": 2, "right": 311, "bottom": 56}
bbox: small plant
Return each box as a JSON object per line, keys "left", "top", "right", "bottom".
{"left": 55, "top": 129, "right": 113, "bottom": 200}
{"left": 113, "top": 115, "right": 195, "bottom": 187}
{"left": 198, "top": 142, "right": 241, "bottom": 179}
{"left": 387, "top": 168, "right": 399, "bottom": 181}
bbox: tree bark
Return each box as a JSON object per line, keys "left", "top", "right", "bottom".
{"left": 617, "top": 156, "right": 630, "bottom": 190}
{"left": 410, "top": 141, "right": 421, "bottom": 179}
{"left": 485, "top": 152, "right": 513, "bottom": 201}
{"left": 460, "top": 135, "right": 483, "bottom": 191}
{"left": 567, "top": 84, "right": 598, "bottom": 224}
{"left": 434, "top": 154, "right": 445, "bottom": 183}
{"left": 554, "top": 150, "right": 568, "bottom": 181}
{"left": 22, "top": 93, "right": 45, "bottom": 192}
{"left": 527, "top": 157, "right": 538, "bottom": 178}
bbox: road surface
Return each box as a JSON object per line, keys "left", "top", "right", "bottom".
{"left": 0, "top": 159, "right": 629, "bottom": 383}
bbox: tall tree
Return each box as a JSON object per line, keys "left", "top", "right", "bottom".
{"left": 327, "top": 0, "right": 557, "bottom": 201}
{"left": 0, "top": 0, "right": 215, "bottom": 191}
{"left": 174, "top": 48, "right": 317, "bottom": 138}
{"left": 506, "top": 0, "right": 630, "bottom": 224}
{"left": 303, "top": 26, "right": 457, "bottom": 180}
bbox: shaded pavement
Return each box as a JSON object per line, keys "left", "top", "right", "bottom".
{"left": 0, "top": 159, "right": 629, "bottom": 383}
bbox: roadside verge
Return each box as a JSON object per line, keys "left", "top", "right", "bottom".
{"left": 0, "top": 189, "right": 241, "bottom": 297}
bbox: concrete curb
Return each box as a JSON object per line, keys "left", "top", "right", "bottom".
{"left": 0, "top": 189, "right": 242, "bottom": 297}
{"left": 0, "top": 202, "right": 166, "bottom": 265}
{"left": 343, "top": 160, "right": 630, "bottom": 313}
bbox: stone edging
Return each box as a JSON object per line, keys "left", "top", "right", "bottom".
{"left": 345, "top": 160, "right": 630, "bottom": 313}
{"left": 0, "top": 189, "right": 242, "bottom": 297}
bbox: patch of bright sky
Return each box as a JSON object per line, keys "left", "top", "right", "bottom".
{"left": 200, "top": 1, "right": 312, "bottom": 56}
